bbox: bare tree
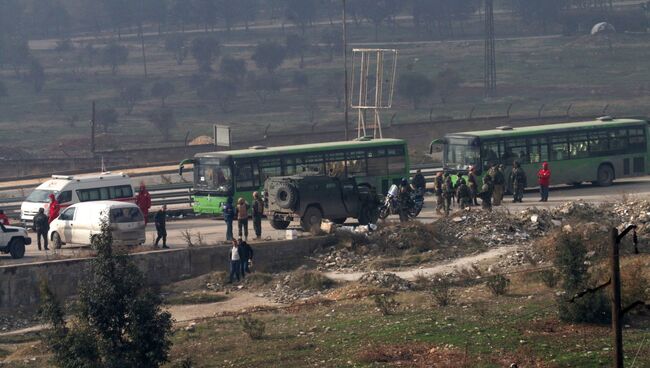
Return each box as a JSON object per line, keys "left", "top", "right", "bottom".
{"left": 148, "top": 107, "right": 176, "bottom": 141}
{"left": 165, "top": 33, "right": 188, "bottom": 65}
{"left": 151, "top": 80, "right": 176, "bottom": 107}
{"left": 251, "top": 41, "right": 286, "bottom": 74}
{"left": 96, "top": 108, "right": 119, "bottom": 133}
{"left": 197, "top": 78, "right": 238, "bottom": 113}
{"left": 101, "top": 42, "right": 129, "bottom": 75}
{"left": 28, "top": 58, "right": 46, "bottom": 93}
{"left": 120, "top": 84, "right": 144, "bottom": 115}
{"left": 191, "top": 36, "right": 221, "bottom": 74}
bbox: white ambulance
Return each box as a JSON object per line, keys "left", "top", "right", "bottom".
{"left": 21, "top": 172, "right": 134, "bottom": 227}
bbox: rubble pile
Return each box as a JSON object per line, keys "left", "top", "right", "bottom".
{"left": 258, "top": 270, "right": 333, "bottom": 304}
{"left": 613, "top": 199, "right": 650, "bottom": 235}
{"left": 437, "top": 210, "right": 531, "bottom": 247}
{"left": 358, "top": 271, "right": 412, "bottom": 291}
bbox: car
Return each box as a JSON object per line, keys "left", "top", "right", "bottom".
{"left": 21, "top": 172, "right": 134, "bottom": 228}
{"left": 0, "top": 224, "right": 31, "bottom": 259}
{"left": 264, "top": 175, "right": 380, "bottom": 232}
{"left": 48, "top": 201, "right": 146, "bottom": 248}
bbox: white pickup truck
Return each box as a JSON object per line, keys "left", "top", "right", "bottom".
{"left": 0, "top": 224, "right": 30, "bottom": 259}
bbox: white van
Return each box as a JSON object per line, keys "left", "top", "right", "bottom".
{"left": 21, "top": 172, "right": 134, "bottom": 227}
{"left": 48, "top": 201, "right": 146, "bottom": 248}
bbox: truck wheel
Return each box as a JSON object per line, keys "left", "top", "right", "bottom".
{"left": 358, "top": 204, "right": 378, "bottom": 225}
{"left": 270, "top": 218, "right": 290, "bottom": 230}
{"left": 275, "top": 184, "right": 298, "bottom": 209}
{"left": 52, "top": 232, "right": 63, "bottom": 249}
{"left": 596, "top": 164, "right": 614, "bottom": 187}
{"left": 300, "top": 206, "right": 323, "bottom": 233}
{"left": 9, "top": 238, "right": 25, "bottom": 259}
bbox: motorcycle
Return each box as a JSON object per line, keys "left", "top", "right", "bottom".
{"left": 379, "top": 185, "right": 422, "bottom": 222}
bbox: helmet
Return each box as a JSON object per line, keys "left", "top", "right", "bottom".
{"left": 401, "top": 178, "right": 408, "bottom": 186}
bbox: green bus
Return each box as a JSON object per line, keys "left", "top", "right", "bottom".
{"left": 180, "top": 138, "right": 410, "bottom": 215}
{"left": 430, "top": 117, "right": 649, "bottom": 188}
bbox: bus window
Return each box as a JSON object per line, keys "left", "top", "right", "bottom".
{"left": 550, "top": 136, "right": 569, "bottom": 161}
{"left": 506, "top": 139, "right": 528, "bottom": 164}
{"left": 481, "top": 141, "right": 500, "bottom": 167}
{"left": 629, "top": 128, "right": 646, "bottom": 152}
{"left": 346, "top": 150, "right": 367, "bottom": 177}
{"left": 570, "top": 134, "right": 589, "bottom": 159}
{"left": 235, "top": 161, "right": 256, "bottom": 191}
{"left": 529, "top": 137, "right": 548, "bottom": 163}
{"left": 367, "top": 149, "right": 388, "bottom": 176}
{"left": 588, "top": 131, "right": 609, "bottom": 154}
{"left": 298, "top": 154, "right": 324, "bottom": 174}
{"left": 609, "top": 129, "right": 627, "bottom": 152}
{"left": 325, "top": 152, "right": 346, "bottom": 177}
{"left": 259, "top": 158, "right": 282, "bottom": 183}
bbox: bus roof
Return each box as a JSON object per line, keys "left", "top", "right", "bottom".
{"left": 445, "top": 118, "right": 648, "bottom": 140}
{"left": 195, "top": 138, "right": 407, "bottom": 159}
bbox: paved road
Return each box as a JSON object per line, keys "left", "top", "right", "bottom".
{"left": 3, "top": 176, "right": 650, "bottom": 266}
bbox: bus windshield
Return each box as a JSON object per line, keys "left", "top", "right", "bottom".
{"left": 195, "top": 159, "right": 233, "bottom": 195}
{"left": 445, "top": 141, "right": 479, "bottom": 170}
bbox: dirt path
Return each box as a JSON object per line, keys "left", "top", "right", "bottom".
{"left": 170, "top": 292, "right": 281, "bottom": 323}
{"left": 325, "top": 245, "right": 518, "bottom": 282}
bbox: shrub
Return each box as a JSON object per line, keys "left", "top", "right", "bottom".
{"left": 430, "top": 278, "right": 454, "bottom": 307}
{"left": 539, "top": 269, "right": 560, "bottom": 288}
{"left": 373, "top": 294, "right": 400, "bottom": 316}
{"left": 240, "top": 315, "right": 266, "bottom": 340}
{"left": 486, "top": 275, "right": 510, "bottom": 296}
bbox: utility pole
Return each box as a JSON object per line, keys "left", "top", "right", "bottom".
{"left": 139, "top": 0, "right": 148, "bottom": 78}
{"left": 91, "top": 101, "right": 96, "bottom": 155}
{"left": 484, "top": 0, "right": 496, "bottom": 97}
{"left": 343, "top": 0, "right": 349, "bottom": 141}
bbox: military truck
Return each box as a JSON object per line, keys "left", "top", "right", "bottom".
{"left": 264, "top": 175, "right": 380, "bottom": 232}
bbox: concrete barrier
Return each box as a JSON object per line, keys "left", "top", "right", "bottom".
{"left": 0, "top": 236, "right": 335, "bottom": 310}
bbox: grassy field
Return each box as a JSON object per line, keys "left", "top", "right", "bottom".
{"left": 2, "top": 269, "right": 649, "bottom": 368}
{"left": 2, "top": 16, "right": 650, "bottom": 156}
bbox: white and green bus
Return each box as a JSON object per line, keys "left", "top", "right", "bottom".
{"left": 180, "top": 138, "right": 410, "bottom": 215}
{"left": 431, "top": 117, "right": 649, "bottom": 188}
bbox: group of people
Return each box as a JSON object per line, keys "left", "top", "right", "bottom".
{"left": 31, "top": 194, "right": 61, "bottom": 251}
{"left": 221, "top": 192, "right": 265, "bottom": 242}
{"left": 432, "top": 161, "right": 552, "bottom": 214}
{"left": 228, "top": 238, "right": 254, "bottom": 283}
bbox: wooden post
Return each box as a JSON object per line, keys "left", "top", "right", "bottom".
{"left": 610, "top": 227, "right": 623, "bottom": 368}
{"left": 342, "top": 0, "right": 349, "bottom": 141}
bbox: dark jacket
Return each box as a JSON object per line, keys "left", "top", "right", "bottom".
{"left": 412, "top": 174, "right": 426, "bottom": 190}
{"left": 252, "top": 199, "right": 264, "bottom": 217}
{"left": 154, "top": 210, "right": 166, "bottom": 228}
{"left": 33, "top": 213, "right": 49, "bottom": 232}
{"left": 223, "top": 202, "right": 234, "bottom": 222}
{"left": 240, "top": 242, "right": 253, "bottom": 260}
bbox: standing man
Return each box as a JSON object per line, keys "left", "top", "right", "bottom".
{"left": 135, "top": 182, "right": 152, "bottom": 225}
{"left": 537, "top": 162, "right": 551, "bottom": 202}
{"left": 442, "top": 172, "right": 454, "bottom": 216}
{"left": 33, "top": 208, "right": 49, "bottom": 251}
{"left": 48, "top": 194, "right": 60, "bottom": 224}
{"left": 228, "top": 239, "right": 242, "bottom": 283}
{"left": 236, "top": 197, "right": 250, "bottom": 241}
{"left": 223, "top": 196, "right": 235, "bottom": 241}
{"left": 468, "top": 167, "right": 479, "bottom": 206}
{"left": 456, "top": 177, "right": 472, "bottom": 210}
{"left": 433, "top": 172, "right": 444, "bottom": 215}
{"left": 239, "top": 239, "right": 254, "bottom": 276}
{"left": 510, "top": 161, "right": 528, "bottom": 203}
{"left": 489, "top": 163, "right": 505, "bottom": 206}
{"left": 154, "top": 205, "right": 169, "bottom": 249}
{"left": 412, "top": 169, "right": 426, "bottom": 192}
{"left": 0, "top": 210, "right": 9, "bottom": 225}
{"left": 480, "top": 175, "right": 494, "bottom": 211}
{"left": 252, "top": 192, "right": 264, "bottom": 240}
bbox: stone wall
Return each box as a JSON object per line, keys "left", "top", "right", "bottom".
{"left": 0, "top": 236, "right": 335, "bottom": 310}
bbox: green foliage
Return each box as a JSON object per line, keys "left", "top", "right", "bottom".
{"left": 252, "top": 41, "right": 286, "bottom": 74}
{"left": 151, "top": 80, "right": 176, "bottom": 107}
{"left": 486, "top": 274, "right": 510, "bottom": 296}
{"left": 148, "top": 107, "right": 176, "bottom": 141}
{"left": 398, "top": 73, "right": 434, "bottom": 109}
{"left": 39, "top": 221, "right": 173, "bottom": 368}
{"left": 373, "top": 294, "right": 400, "bottom": 316}
{"left": 220, "top": 56, "right": 247, "bottom": 84}
{"left": 191, "top": 36, "right": 221, "bottom": 74}
{"left": 554, "top": 231, "right": 610, "bottom": 324}
{"left": 538, "top": 269, "right": 560, "bottom": 288}
{"left": 284, "top": 34, "right": 308, "bottom": 68}
{"left": 240, "top": 315, "right": 266, "bottom": 340}
{"left": 101, "top": 42, "right": 129, "bottom": 75}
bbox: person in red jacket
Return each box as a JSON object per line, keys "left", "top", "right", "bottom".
{"left": 537, "top": 162, "right": 551, "bottom": 202}
{"left": 135, "top": 183, "right": 152, "bottom": 224}
{"left": 0, "top": 210, "right": 10, "bottom": 225}
{"left": 48, "top": 194, "right": 60, "bottom": 224}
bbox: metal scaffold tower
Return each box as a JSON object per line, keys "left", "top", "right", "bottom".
{"left": 484, "top": 0, "right": 497, "bottom": 97}
{"left": 350, "top": 49, "right": 398, "bottom": 139}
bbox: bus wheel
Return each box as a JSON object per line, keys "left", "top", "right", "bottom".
{"left": 596, "top": 164, "right": 614, "bottom": 187}
{"left": 270, "top": 218, "right": 290, "bottom": 230}
{"left": 300, "top": 206, "right": 323, "bottom": 233}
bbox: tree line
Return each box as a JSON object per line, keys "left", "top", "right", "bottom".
{"left": 0, "top": 0, "right": 624, "bottom": 41}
